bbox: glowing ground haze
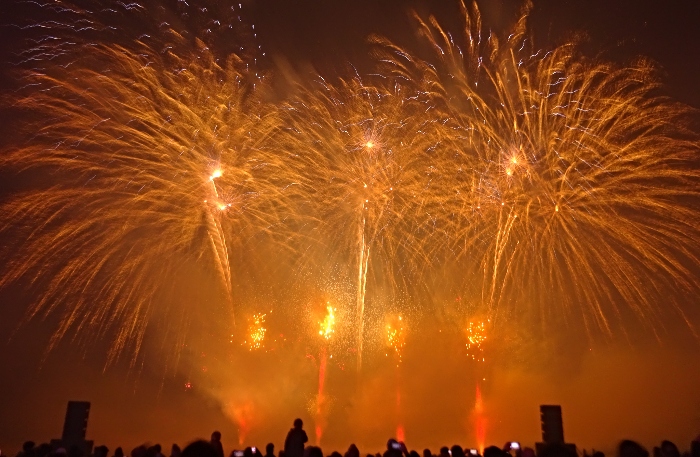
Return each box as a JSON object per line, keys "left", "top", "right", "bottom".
{"left": 0, "top": 0, "right": 699, "bottom": 454}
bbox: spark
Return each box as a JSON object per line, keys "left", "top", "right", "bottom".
{"left": 319, "top": 304, "right": 336, "bottom": 340}
{"left": 465, "top": 320, "right": 488, "bottom": 362}
{"left": 386, "top": 315, "right": 406, "bottom": 364}
{"left": 244, "top": 313, "right": 267, "bottom": 351}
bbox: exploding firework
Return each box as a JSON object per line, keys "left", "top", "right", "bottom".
{"left": 1, "top": 0, "right": 698, "bottom": 373}
{"left": 278, "top": 75, "right": 446, "bottom": 369}
{"left": 374, "top": 0, "right": 700, "bottom": 334}
{"left": 0, "top": 0, "right": 291, "bottom": 362}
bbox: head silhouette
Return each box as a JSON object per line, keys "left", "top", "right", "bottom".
{"left": 182, "top": 441, "right": 219, "bottom": 457}
{"left": 619, "top": 441, "right": 649, "bottom": 457}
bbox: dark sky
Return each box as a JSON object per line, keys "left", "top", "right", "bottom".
{"left": 244, "top": 0, "right": 700, "bottom": 108}
{"left": 1, "top": 0, "right": 700, "bottom": 456}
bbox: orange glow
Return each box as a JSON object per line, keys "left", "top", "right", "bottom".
{"left": 396, "top": 423, "right": 405, "bottom": 442}
{"left": 315, "top": 346, "right": 328, "bottom": 445}
{"left": 474, "top": 382, "right": 486, "bottom": 453}
{"left": 228, "top": 400, "right": 256, "bottom": 446}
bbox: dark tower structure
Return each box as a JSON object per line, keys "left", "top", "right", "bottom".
{"left": 540, "top": 405, "right": 565, "bottom": 444}
{"left": 51, "top": 401, "right": 94, "bottom": 454}
{"left": 535, "top": 405, "right": 576, "bottom": 456}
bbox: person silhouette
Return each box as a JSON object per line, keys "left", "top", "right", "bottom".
{"left": 283, "top": 419, "right": 308, "bottom": 457}
{"left": 660, "top": 442, "right": 680, "bottom": 457}
{"left": 210, "top": 432, "right": 224, "bottom": 457}
{"left": 182, "top": 441, "right": 219, "bottom": 457}
{"left": 384, "top": 440, "right": 402, "bottom": 457}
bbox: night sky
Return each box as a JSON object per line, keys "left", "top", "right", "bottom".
{"left": 1, "top": 1, "right": 700, "bottom": 456}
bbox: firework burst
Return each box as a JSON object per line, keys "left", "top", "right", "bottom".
{"left": 0, "top": 1, "right": 290, "bottom": 362}
{"left": 278, "top": 75, "right": 447, "bottom": 368}
{"left": 374, "top": 0, "right": 700, "bottom": 335}
{"left": 1, "top": 0, "right": 698, "bottom": 370}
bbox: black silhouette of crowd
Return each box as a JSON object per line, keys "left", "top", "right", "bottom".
{"left": 11, "top": 419, "right": 700, "bottom": 457}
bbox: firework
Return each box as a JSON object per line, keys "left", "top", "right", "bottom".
{"left": 0, "top": 1, "right": 290, "bottom": 362}
{"left": 373, "top": 0, "right": 700, "bottom": 333}
{"left": 319, "top": 304, "right": 337, "bottom": 340}
{"left": 1, "top": 0, "right": 698, "bottom": 371}
{"left": 312, "top": 304, "right": 337, "bottom": 445}
{"left": 465, "top": 320, "right": 488, "bottom": 362}
{"left": 278, "top": 76, "right": 446, "bottom": 369}
{"left": 243, "top": 313, "right": 267, "bottom": 351}
{"left": 473, "top": 382, "right": 486, "bottom": 453}
{"left": 386, "top": 315, "right": 407, "bottom": 364}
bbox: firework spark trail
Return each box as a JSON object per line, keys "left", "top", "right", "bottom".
{"left": 279, "top": 76, "right": 447, "bottom": 370}
{"left": 395, "top": 362, "right": 404, "bottom": 443}
{"left": 385, "top": 314, "right": 406, "bottom": 441}
{"left": 373, "top": 0, "right": 700, "bottom": 333}
{"left": 474, "top": 382, "right": 486, "bottom": 453}
{"left": 315, "top": 304, "right": 336, "bottom": 445}
{"left": 315, "top": 345, "right": 328, "bottom": 445}
{"left": 356, "top": 211, "right": 370, "bottom": 370}
{"left": 464, "top": 320, "right": 489, "bottom": 448}
{"left": 208, "top": 170, "right": 234, "bottom": 307}
{"left": 0, "top": 1, "right": 291, "bottom": 362}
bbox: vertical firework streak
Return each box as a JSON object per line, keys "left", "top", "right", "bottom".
{"left": 386, "top": 315, "right": 406, "bottom": 439}
{"left": 315, "top": 304, "right": 336, "bottom": 444}
{"left": 465, "top": 320, "right": 488, "bottom": 449}
{"left": 474, "top": 383, "right": 486, "bottom": 454}
{"left": 356, "top": 181, "right": 371, "bottom": 370}
{"left": 0, "top": 2, "right": 291, "bottom": 361}
{"left": 315, "top": 345, "right": 328, "bottom": 445}
{"left": 373, "top": 0, "right": 700, "bottom": 331}
{"left": 208, "top": 171, "right": 234, "bottom": 310}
